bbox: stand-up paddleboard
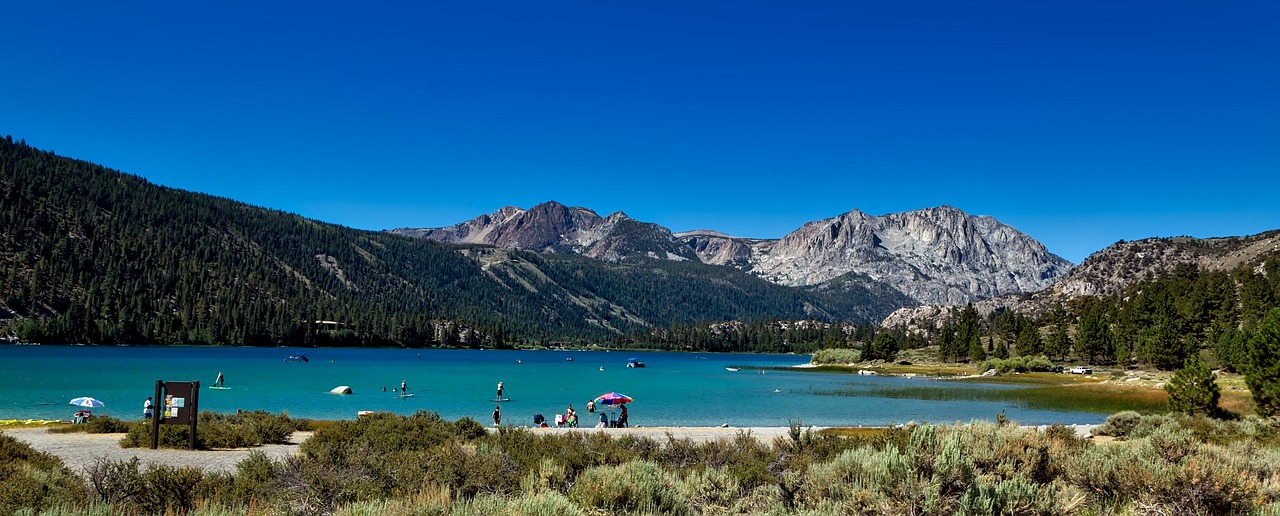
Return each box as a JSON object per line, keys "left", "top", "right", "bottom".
{"left": 209, "top": 386, "right": 231, "bottom": 390}
{"left": 490, "top": 398, "right": 513, "bottom": 402}
{"left": 396, "top": 392, "right": 415, "bottom": 398}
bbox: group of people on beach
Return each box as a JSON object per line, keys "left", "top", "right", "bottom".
{"left": 523, "top": 400, "right": 629, "bottom": 429}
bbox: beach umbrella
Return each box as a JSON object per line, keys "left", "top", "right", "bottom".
{"left": 69, "top": 397, "right": 104, "bottom": 408}
{"left": 593, "top": 392, "right": 633, "bottom": 406}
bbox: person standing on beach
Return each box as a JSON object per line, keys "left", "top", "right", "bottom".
{"left": 619, "top": 404, "right": 628, "bottom": 428}
{"left": 496, "top": 381, "right": 504, "bottom": 400}
{"left": 143, "top": 397, "right": 153, "bottom": 420}
{"left": 566, "top": 404, "right": 577, "bottom": 427}
{"left": 492, "top": 405, "right": 501, "bottom": 426}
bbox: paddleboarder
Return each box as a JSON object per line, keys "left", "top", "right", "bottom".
{"left": 496, "top": 381, "right": 504, "bottom": 400}
{"left": 215, "top": 372, "right": 224, "bottom": 387}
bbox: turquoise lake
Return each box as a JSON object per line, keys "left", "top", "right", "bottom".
{"left": 0, "top": 346, "right": 1107, "bottom": 427}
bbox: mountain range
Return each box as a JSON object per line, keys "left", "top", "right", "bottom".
{"left": 4, "top": 135, "right": 1275, "bottom": 346}
{"left": 391, "top": 201, "right": 1073, "bottom": 306}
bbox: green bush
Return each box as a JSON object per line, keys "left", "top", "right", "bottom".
{"left": 810, "top": 348, "right": 861, "bottom": 365}
{"left": 978, "top": 355, "right": 1056, "bottom": 374}
{"left": 1093, "top": 410, "right": 1144, "bottom": 438}
{"left": 0, "top": 433, "right": 88, "bottom": 515}
{"left": 119, "top": 410, "right": 302, "bottom": 449}
{"left": 48, "top": 415, "right": 134, "bottom": 435}
{"left": 568, "top": 460, "right": 688, "bottom": 514}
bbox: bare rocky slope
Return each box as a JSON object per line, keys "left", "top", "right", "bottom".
{"left": 393, "top": 203, "right": 1072, "bottom": 307}
{"left": 392, "top": 201, "right": 700, "bottom": 263}
{"left": 881, "top": 230, "right": 1280, "bottom": 332}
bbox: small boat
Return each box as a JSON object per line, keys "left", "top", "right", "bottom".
{"left": 725, "top": 367, "right": 741, "bottom": 372}
{"left": 626, "top": 358, "right": 646, "bottom": 368}
{"left": 284, "top": 354, "right": 309, "bottom": 363}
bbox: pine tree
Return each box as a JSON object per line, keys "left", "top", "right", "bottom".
{"left": 1246, "top": 308, "right": 1280, "bottom": 417}
{"left": 1015, "top": 324, "right": 1043, "bottom": 357}
{"left": 1165, "top": 356, "right": 1220, "bottom": 416}
{"left": 1046, "top": 324, "right": 1072, "bottom": 361}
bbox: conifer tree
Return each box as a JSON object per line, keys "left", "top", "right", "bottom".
{"left": 1165, "top": 356, "right": 1220, "bottom": 416}
{"left": 1245, "top": 308, "right": 1280, "bottom": 417}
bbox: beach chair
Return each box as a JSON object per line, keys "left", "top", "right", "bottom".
{"left": 555, "top": 414, "right": 565, "bottom": 427}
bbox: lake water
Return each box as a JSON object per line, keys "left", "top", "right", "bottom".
{"left": 0, "top": 346, "right": 1107, "bottom": 427}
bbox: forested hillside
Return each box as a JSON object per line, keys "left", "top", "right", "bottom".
{"left": 886, "top": 255, "right": 1280, "bottom": 373}
{"left": 0, "top": 137, "right": 908, "bottom": 347}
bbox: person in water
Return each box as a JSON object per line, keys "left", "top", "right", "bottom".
{"left": 496, "top": 381, "right": 504, "bottom": 400}
{"left": 586, "top": 400, "right": 595, "bottom": 412}
{"left": 215, "top": 372, "right": 224, "bottom": 387}
{"left": 492, "top": 405, "right": 501, "bottom": 426}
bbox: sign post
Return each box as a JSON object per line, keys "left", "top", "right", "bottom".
{"left": 150, "top": 380, "right": 200, "bottom": 450}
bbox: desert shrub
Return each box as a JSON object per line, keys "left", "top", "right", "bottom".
{"left": 518, "top": 457, "right": 568, "bottom": 495}
{"left": 568, "top": 460, "right": 688, "bottom": 514}
{"left": 137, "top": 463, "right": 207, "bottom": 515}
{"left": 729, "top": 484, "right": 787, "bottom": 514}
{"left": 48, "top": 415, "right": 134, "bottom": 435}
{"left": 680, "top": 466, "right": 742, "bottom": 513}
{"left": 333, "top": 483, "right": 453, "bottom": 516}
{"left": 85, "top": 415, "right": 134, "bottom": 434}
{"left": 302, "top": 411, "right": 478, "bottom": 465}
{"left": 0, "top": 433, "right": 88, "bottom": 515}
{"left": 1064, "top": 427, "right": 1272, "bottom": 513}
{"left": 84, "top": 456, "right": 146, "bottom": 507}
{"left": 810, "top": 348, "right": 860, "bottom": 365}
{"left": 800, "top": 445, "right": 923, "bottom": 510}
{"left": 119, "top": 410, "right": 300, "bottom": 449}
{"left": 1093, "top": 410, "right": 1144, "bottom": 438}
{"left": 462, "top": 490, "right": 583, "bottom": 515}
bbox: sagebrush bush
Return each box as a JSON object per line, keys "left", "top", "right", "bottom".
{"left": 119, "top": 410, "right": 300, "bottom": 449}
{"left": 1093, "top": 410, "right": 1144, "bottom": 438}
{"left": 568, "top": 460, "right": 688, "bottom": 514}
{"left": 0, "top": 433, "right": 88, "bottom": 515}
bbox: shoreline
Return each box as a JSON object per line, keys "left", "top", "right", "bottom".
{"left": 4, "top": 423, "right": 1098, "bottom": 475}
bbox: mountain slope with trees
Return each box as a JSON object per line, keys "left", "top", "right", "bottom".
{"left": 0, "top": 137, "right": 910, "bottom": 347}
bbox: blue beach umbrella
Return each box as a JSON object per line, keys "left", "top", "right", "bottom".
{"left": 69, "top": 397, "right": 104, "bottom": 408}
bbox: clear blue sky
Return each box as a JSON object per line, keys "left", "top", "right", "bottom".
{"left": 4, "top": 1, "right": 1277, "bottom": 264}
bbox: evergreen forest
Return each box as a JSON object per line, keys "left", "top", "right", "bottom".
{"left": 0, "top": 137, "right": 911, "bottom": 349}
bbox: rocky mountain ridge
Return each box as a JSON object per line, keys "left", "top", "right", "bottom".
{"left": 392, "top": 202, "right": 1073, "bottom": 306}
{"left": 881, "top": 230, "right": 1280, "bottom": 331}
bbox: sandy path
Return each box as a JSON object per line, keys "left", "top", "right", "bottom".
{"left": 3, "top": 428, "right": 313, "bottom": 474}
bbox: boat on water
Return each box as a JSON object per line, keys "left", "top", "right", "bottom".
{"left": 725, "top": 367, "right": 741, "bottom": 372}
{"left": 626, "top": 358, "right": 645, "bottom": 368}
{"left": 284, "top": 354, "right": 309, "bottom": 363}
